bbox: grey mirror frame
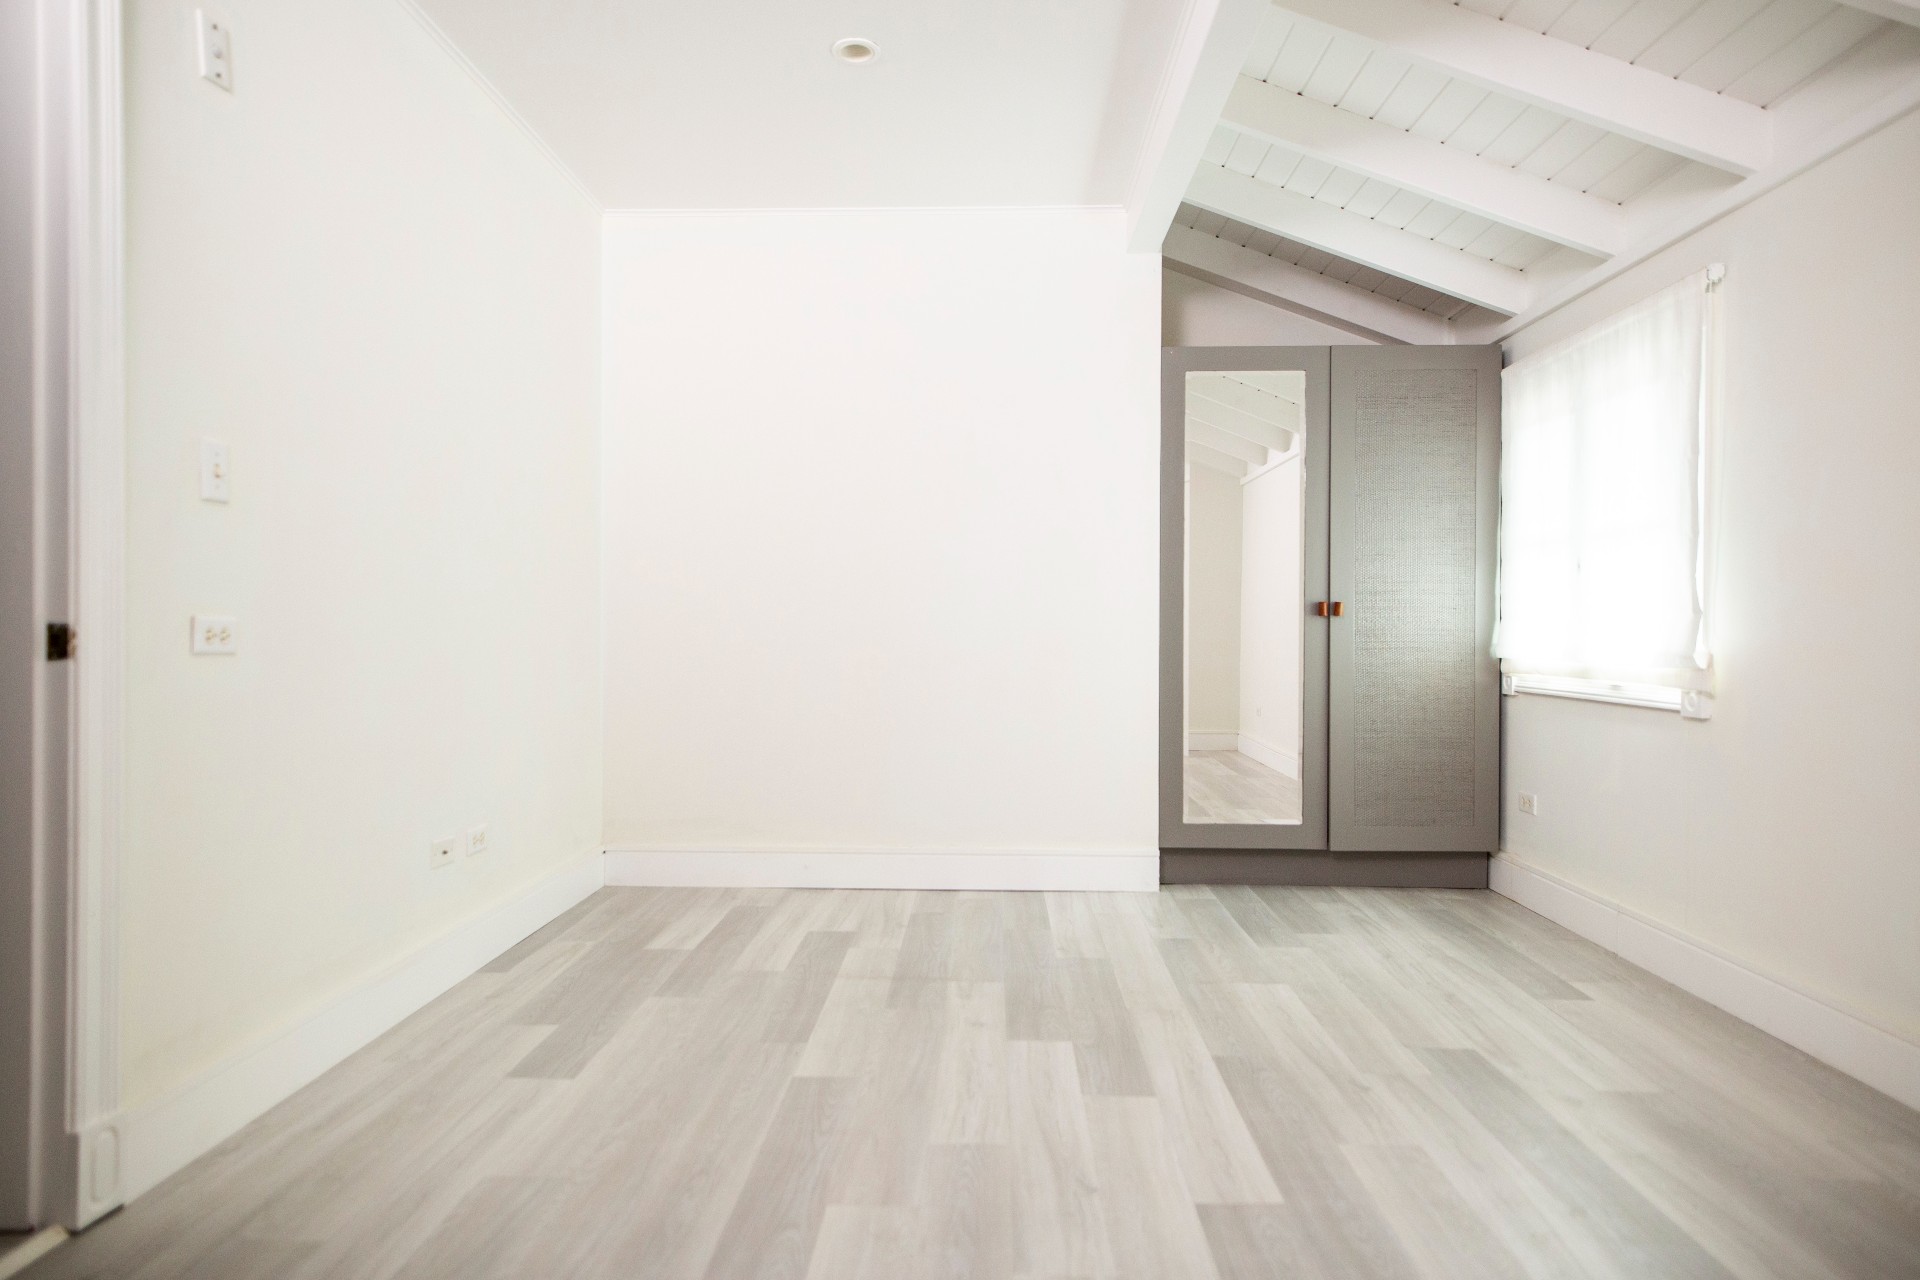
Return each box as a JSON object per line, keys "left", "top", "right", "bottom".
{"left": 1161, "top": 347, "right": 1330, "bottom": 851}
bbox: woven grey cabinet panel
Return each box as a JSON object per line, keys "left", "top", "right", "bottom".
{"left": 1352, "top": 369, "right": 1477, "bottom": 827}
{"left": 1330, "top": 347, "right": 1500, "bottom": 853}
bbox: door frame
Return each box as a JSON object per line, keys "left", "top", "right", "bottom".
{"left": 1159, "top": 346, "right": 1330, "bottom": 851}
{"left": 3, "top": 0, "right": 127, "bottom": 1231}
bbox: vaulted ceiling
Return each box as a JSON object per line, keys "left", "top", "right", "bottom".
{"left": 1186, "top": 371, "right": 1305, "bottom": 477}
{"left": 1149, "top": 0, "right": 1920, "bottom": 341}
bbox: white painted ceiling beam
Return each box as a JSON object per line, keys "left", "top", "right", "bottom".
{"left": 1186, "top": 393, "right": 1296, "bottom": 453}
{"left": 1272, "top": 0, "right": 1773, "bottom": 176}
{"left": 1221, "top": 78, "right": 1622, "bottom": 258}
{"left": 1124, "top": 0, "right": 1272, "bottom": 252}
{"left": 1187, "top": 164, "right": 1533, "bottom": 314}
{"left": 1186, "top": 441, "right": 1249, "bottom": 476}
{"left": 1189, "top": 377, "right": 1300, "bottom": 438}
{"left": 1833, "top": 0, "right": 1920, "bottom": 26}
{"left": 1162, "top": 226, "right": 1455, "bottom": 344}
{"left": 1186, "top": 420, "right": 1271, "bottom": 465}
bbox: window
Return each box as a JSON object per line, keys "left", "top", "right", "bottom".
{"left": 1495, "top": 266, "right": 1721, "bottom": 714}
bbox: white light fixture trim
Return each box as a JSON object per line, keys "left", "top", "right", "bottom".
{"left": 832, "top": 37, "right": 878, "bottom": 63}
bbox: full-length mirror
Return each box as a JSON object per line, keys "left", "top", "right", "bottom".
{"left": 1182, "top": 370, "right": 1306, "bottom": 825}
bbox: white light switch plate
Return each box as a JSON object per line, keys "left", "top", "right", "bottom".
{"left": 190, "top": 615, "right": 237, "bottom": 654}
{"left": 200, "top": 439, "right": 230, "bottom": 502}
{"left": 195, "top": 10, "right": 232, "bottom": 91}
{"left": 465, "top": 825, "right": 489, "bottom": 858}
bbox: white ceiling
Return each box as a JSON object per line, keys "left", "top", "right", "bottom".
{"left": 1186, "top": 371, "right": 1306, "bottom": 477}
{"left": 1156, "top": 0, "right": 1920, "bottom": 338}
{"left": 408, "top": 0, "right": 1192, "bottom": 209}
{"left": 1174, "top": 203, "right": 1495, "bottom": 320}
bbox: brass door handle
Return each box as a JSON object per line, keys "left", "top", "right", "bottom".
{"left": 1314, "top": 602, "right": 1346, "bottom": 618}
{"left": 1315, "top": 602, "right": 1329, "bottom": 617}
{"left": 1331, "top": 601, "right": 1345, "bottom": 617}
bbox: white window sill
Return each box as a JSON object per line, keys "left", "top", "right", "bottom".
{"left": 1502, "top": 673, "right": 1713, "bottom": 719}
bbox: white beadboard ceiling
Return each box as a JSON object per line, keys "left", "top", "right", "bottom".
{"left": 1186, "top": 371, "right": 1307, "bottom": 477}
{"left": 1175, "top": 203, "right": 1495, "bottom": 320}
{"left": 406, "top": 0, "right": 1191, "bottom": 209}
{"left": 1160, "top": 0, "right": 1920, "bottom": 337}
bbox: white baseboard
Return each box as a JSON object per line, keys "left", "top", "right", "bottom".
{"left": 1236, "top": 733, "right": 1299, "bottom": 781}
{"left": 1186, "top": 731, "right": 1239, "bottom": 752}
{"left": 1491, "top": 853, "right": 1920, "bottom": 1113}
{"left": 118, "top": 850, "right": 605, "bottom": 1201}
{"left": 605, "top": 847, "right": 1159, "bottom": 892}
{"left": 0, "top": 1228, "right": 67, "bottom": 1280}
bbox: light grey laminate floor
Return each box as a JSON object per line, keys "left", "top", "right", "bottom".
{"left": 1184, "top": 749, "right": 1303, "bottom": 824}
{"left": 25, "top": 886, "right": 1920, "bottom": 1280}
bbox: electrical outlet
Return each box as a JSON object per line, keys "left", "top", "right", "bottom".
{"left": 190, "top": 615, "right": 237, "bottom": 654}
{"left": 1518, "top": 791, "right": 1540, "bottom": 816}
{"left": 429, "top": 837, "right": 457, "bottom": 870}
{"left": 195, "top": 9, "right": 233, "bottom": 91}
{"left": 200, "top": 438, "right": 230, "bottom": 502}
{"left": 465, "top": 824, "right": 489, "bottom": 858}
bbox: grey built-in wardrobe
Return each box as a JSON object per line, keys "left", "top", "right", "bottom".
{"left": 1161, "top": 345, "right": 1500, "bottom": 886}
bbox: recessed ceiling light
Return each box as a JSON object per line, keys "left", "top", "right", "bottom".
{"left": 832, "top": 37, "right": 878, "bottom": 64}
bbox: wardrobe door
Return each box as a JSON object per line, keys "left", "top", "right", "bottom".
{"left": 1160, "top": 346, "right": 1330, "bottom": 851}
{"left": 1328, "top": 345, "right": 1500, "bottom": 853}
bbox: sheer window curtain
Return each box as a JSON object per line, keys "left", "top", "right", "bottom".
{"left": 1496, "top": 267, "right": 1721, "bottom": 703}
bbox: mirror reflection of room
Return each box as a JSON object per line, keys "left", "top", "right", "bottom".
{"left": 1183, "top": 371, "right": 1305, "bottom": 825}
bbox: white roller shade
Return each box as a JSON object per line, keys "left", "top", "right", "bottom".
{"left": 1496, "top": 267, "right": 1720, "bottom": 689}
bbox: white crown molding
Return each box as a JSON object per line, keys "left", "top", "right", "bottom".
{"left": 605, "top": 847, "right": 1159, "bottom": 892}
{"left": 118, "top": 851, "right": 604, "bottom": 1203}
{"left": 387, "top": 0, "right": 601, "bottom": 212}
{"left": 1491, "top": 854, "right": 1920, "bottom": 1113}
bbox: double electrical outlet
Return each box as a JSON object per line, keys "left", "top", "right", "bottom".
{"left": 429, "top": 824, "right": 490, "bottom": 870}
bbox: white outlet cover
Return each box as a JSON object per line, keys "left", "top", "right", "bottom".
{"left": 190, "top": 614, "right": 237, "bottom": 654}
{"left": 430, "top": 837, "right": 457, "bottom": 870}
{"left": 465, "top": 825, "right": 489, "bottom": 858}
{"left": 196, "top": 9, "right": 233, "bottom": 91}
{"left": 200, "top": 438, "right": 230, "bottom": 502}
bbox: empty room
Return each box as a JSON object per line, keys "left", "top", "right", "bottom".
{"left": 4, "top": 0, "right": 1919, "bottom": 1277}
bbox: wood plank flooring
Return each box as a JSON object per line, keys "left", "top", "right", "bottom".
{"left": 1184, "top": 750, "right": 1303, "bottom": 824}
{"left": 25, "top": 886, "right": 1920, "bottom": 1280}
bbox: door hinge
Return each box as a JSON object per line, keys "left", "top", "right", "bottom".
{"left": 47, "top": 622, "right": 76, "bottom": 661}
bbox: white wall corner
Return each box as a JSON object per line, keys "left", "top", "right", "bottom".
{"left": 387, "top": 0, "right": 601, "bottom": 211}
{"left": 116, "top": 850, "right": 605, "bottom": 1202}
{"left": 605, "top": 848, "right": 1160, "bottom": 893}
{"left": 1490, "top": 854, "right": 1920, "bottom": 1114}
{"left": 1235, "top": 733, "right": 1300, "bottom": 781}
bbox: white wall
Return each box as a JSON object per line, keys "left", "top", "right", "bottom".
{"left": 601, "top": 211, "right": 1160, "bottom": 857}
{"left": 1500, "top": 110, "right": 1920, "bottom": 1049}
{"left": 1238, "top": 457, "right": 1303, "bottom": 776}
{"left": 1163, "top": 268, "right": 1381, "bottom": 347}
{"left": 1184, "top": 464, "right": 1242, "bottom": 740}
{"left": 122, "top": 0, "right": 602, "bottom": 1109}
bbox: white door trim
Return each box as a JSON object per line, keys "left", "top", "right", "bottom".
{"left": 53, "top": 0, "right": 125, "bottom": 1228}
